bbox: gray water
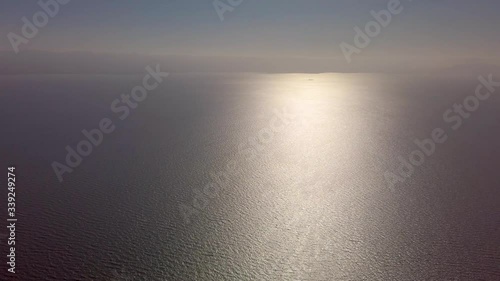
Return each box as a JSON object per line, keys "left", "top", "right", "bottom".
{"left": 0, "top": 73, "right": 499, "bottom": 280}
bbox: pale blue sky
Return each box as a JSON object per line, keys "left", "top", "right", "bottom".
{"left": 1, "top": 0, "right": 499, "bottom": 72}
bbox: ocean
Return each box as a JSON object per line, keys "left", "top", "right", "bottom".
{"left": 0, "top": 73, "right": 499, "bottom": 280}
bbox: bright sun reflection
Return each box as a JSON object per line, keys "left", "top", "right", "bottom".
{"left": 227, "top": 73, "right": 387, "bottom": 278}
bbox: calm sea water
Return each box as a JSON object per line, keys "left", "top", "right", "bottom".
{"left": 0, "top": 73, "right": 499, "bottom": 280}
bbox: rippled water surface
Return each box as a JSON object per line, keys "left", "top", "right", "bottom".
{"left": 1, "top": 73, "right": 499, "bottom": 280}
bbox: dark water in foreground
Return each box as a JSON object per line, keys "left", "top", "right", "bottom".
{"left": 0, "top": 73, "right": 499, "bottom": 280}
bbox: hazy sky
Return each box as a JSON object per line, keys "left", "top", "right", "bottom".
{"left": 1, "top": 0, "right": 499, "bottom": 73}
